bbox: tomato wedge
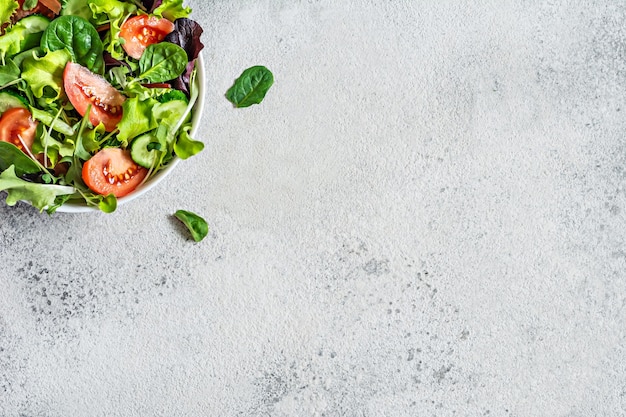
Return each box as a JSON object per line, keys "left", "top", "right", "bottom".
{"left": 120, "top": 15, "right": 175, "bottom": 59}
{"left": 63, "top": 62, "right": 126, "bottom": 132}
{"left": 0, "top": 108, "right": 38, "bottom": 156}
{"left": 82, "top": 148, "right": 148, "bottom": 197}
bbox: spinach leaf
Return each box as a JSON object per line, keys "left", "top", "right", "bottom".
{"left": 40, "top": 15, "right": 105, "bottom": 73}
{"left": 226, "top": 66, "right": 274, "bottom": 108}
{"left": 138, "top": 42, "right": 187, "bottom": 83}
{"left": 0, "top": 165, "right": 74, "bottom": 212}
{"left": 0, "top": 142, "right": 41, "bottom": 176}
{"left": 174, "top": 209, "right": 209, "bottom": 242}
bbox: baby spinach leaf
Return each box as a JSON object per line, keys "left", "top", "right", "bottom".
{"left": 138, "top": 42, "right": 187, "bottom": 83}
{"left": 0, "top": 142, "right": 41, "bottom": 176}
{"left": 226, "top": 66, "right": 274, "bottom": 108}
{"left": 40, "top": 15, "right": 105, "bottom": 73}
{"left": 0, "top": 165, "right": 75, "bottom": 212}
{"left": 174, "top": 209, "right": 208, "bottom": 242}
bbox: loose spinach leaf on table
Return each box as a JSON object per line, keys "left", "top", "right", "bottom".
{"left": 138, "top": 42, "right": 188, "bottom": 83}
{"left": 174, "top": 209, "right": 208, "bottom": 242}
{"left": 226, "top": 66, "right": 274, "bottom": 108}
{"left": 40, "top": 15, "right": 104, "bottom": 73}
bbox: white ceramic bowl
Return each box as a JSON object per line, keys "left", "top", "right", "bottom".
{"left": 55, "top": 55, "right": 206, "bottom": 213}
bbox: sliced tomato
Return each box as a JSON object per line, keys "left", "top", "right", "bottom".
{"left": 120, "top": 15, "right": 175, "bottom": 59}
{"left": 82, "top": 148, "right": 148, "bottom": 197}
{"left": 63, "top": 62, "right": 126, "bottom": 132}
{"left": 0, "top": 108, "right": 38, "bottom": 155}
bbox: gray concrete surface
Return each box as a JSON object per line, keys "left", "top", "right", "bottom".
{"left": 1, "top": 0, "right": 626, "bottom": 416}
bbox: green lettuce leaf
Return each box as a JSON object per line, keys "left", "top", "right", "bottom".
{"left": 21, "top": 49, "right": 71, "bottom": 103}
{"left": 116, "top": 97, "right": 158, "bottom": 145}
{"left": 88, "top": 0, "right": 137, "bottom": 59}
{"left": 153, "top": 0, "right": 191, "bottom": 21}
{"left": 0, "top": 1, "right": 18, "bottom": 29}
{"left": 0, "top": 165, "right": 75, "bottom": 212}
{"left": 174, "top": 125, "right": 203, "bottom": 160}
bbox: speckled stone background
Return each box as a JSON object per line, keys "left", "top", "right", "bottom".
{"left": 1, "top": 0, "right": 626, "bottom": 416}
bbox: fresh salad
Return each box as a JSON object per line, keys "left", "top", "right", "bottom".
{"left": 0, "top": 0, "right": 205, "bottom": 213}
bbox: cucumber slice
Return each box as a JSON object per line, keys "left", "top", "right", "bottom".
{"left": 130, "top": 133, "right": 164, "bottom": 168}
{"left": 0, "top": 91, "right": 28, "bottom": 114}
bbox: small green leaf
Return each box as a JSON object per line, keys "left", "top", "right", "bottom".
{"left": 0, "top": 59, "right": 20, "bottom": 86}
{"left": 173, "top": 125, "right": 204, "bottom": 159}
{"left": 226, "top": 66, "right": 274, "bottom": 108}
{"left": 139, "top": 43, "right": 188, "bottom": 83}
{"left": 98, "top": 194, "right": 117, "bottom": 213}
{"left": 174, "top": 209, "right": 208, "bottom": 242}
{"left": 0, "top": 142, "right": 41, "bottom": 176}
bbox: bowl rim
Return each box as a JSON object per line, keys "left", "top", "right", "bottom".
{"left": 54, "top": 54, "right": 206, "bottom": 214}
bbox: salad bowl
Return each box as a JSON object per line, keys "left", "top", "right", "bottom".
{"left": 55, "top": 55, "right": 206, "bottom": 214}
{"left": 0, "top": 0, "right": 207, "bottom": 214}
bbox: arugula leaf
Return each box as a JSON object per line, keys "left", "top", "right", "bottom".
{"left": 40, "top": 15, "right": 105, "bottom": 73}
{"left": 174, "top": 209, "right": 208, "bottom": 242}
{"left": 21, "top": 49, "right": 71, "bottom": 103}
{"left": 226, "top": 66, "right": 274, "bottom": 108}
{"left": 30, "top": 107, "right": 75, "bottom": 136}
{"left": 138, "top": 42, "right": 187, "bottom": 83}
{"left": 0, "top": 1, "right": 18, "bottom": 29}
{"left": 116, "top": 97, "right": 158, "bottom": 145}
{"left": 152, "top": 0, "right": 191, "bottom": 22}
{"left": 174, "top": 125, "right": 203, "bottom": 160}
{"left": 0, "top": 165, "right": 75, "bottom": 212}
{"left": 0, "top": 142, "right": 41, "bottom": 176}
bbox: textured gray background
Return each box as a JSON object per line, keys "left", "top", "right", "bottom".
{"left": 1, "top": 0, "right": 626, "bottom": 416}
